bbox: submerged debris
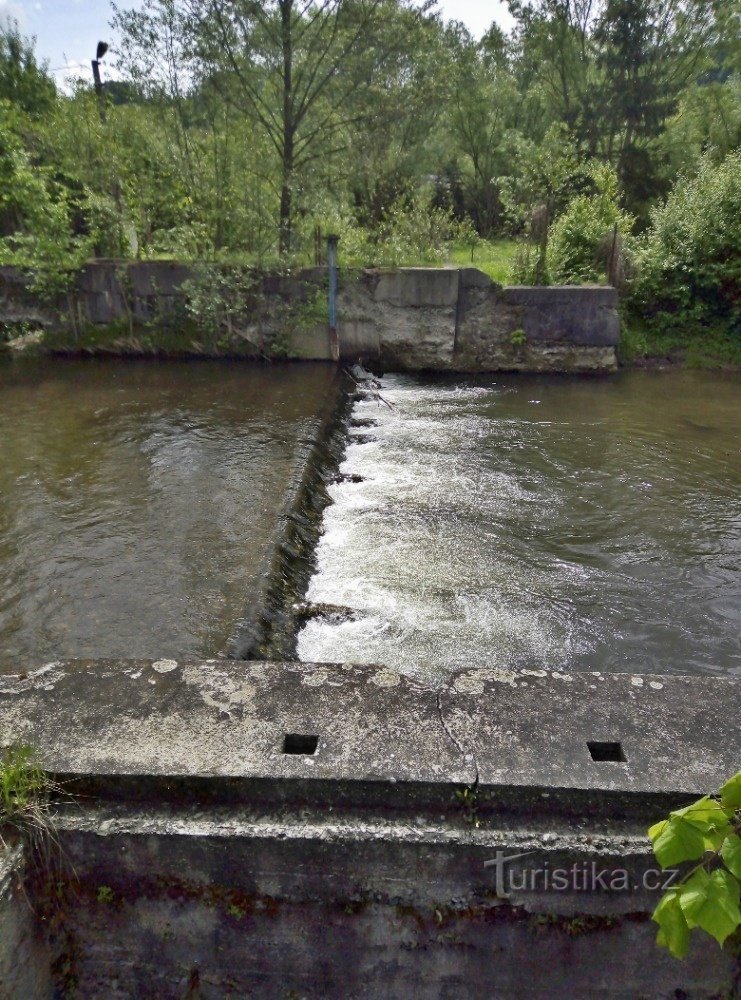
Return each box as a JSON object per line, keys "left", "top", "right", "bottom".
{"left": 292, "top": 601, "right": 359, "bottom": 624}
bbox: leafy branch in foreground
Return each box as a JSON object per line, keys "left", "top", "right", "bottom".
{"left": 650, "top": 771, "right": 741, "bottom": 959}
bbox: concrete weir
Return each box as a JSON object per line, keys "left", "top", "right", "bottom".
{"left": 0, "top": 659, "right": 739, "bottom": 997}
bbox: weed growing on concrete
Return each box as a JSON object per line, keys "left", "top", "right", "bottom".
{"left": 455, "top": 785, "right": 480, "bottom": 828}
{"left": 0, "top": 744, "right": 64, "bottom": 869}
{"left": 510, "top": 328, "right": 527, "bottom": 348}
{"left": 96, "top": 885, "right": 115, "bottom": 905}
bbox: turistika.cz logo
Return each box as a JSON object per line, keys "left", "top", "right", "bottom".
{"left": 483, "top": 851, "right": 680, "bottom": 898}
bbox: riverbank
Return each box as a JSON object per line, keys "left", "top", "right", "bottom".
{"left": 619, "top": 316, "right": 741, "bottom": 371}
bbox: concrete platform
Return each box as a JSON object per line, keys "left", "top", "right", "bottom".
{"left": 1, "top": 660, "right": 739, "bottom": 996}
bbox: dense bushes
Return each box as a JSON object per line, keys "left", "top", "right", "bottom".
{"left": 630, "top": 151, "right": 741, "bottom": 328}
{"left": 545, "top": 166, "right": 634, "bottom": 285}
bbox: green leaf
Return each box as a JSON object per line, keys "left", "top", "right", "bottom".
{"left": 678, "top": 868, "right": 741, "bottom": 947}
{"left": 652, "top": 889, "right": 691, "bottom": 959}
{"left": 721, "top": 834, "right": 741, "bottom": 880}
{"left": 649, "top": 796, "right": 731, "bottom": 868}
{"left": 719, "top": 772, "right": 741, "bottom": 811}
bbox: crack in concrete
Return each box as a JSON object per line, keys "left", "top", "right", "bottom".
{"left": 436, "top": 685, "right": 478, "bottom": 789}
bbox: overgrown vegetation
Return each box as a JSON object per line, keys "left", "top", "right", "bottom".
{"left": 0, "top": 0, "right": 738, "bottom": 363}
{"left": 649, "top": 770, "right": 741, "bottom": 959}
{"left": 0, "top": 744, "right": 57, "bottom": 853}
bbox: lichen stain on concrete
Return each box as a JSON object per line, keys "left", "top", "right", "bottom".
{"left": 181, "top": 663, "right": 257, "bottom": 719}
{"left": 452, "top": 668, "right": 517, "bottom": 694}
{"left": 301, "top": 667, "right": 330, "bottom": 687}
{"left": 0, "top": 661, "right": 67, "bottom": 696}
{"left": 152, "top": 659, "right": 179, "bottom": 674}
{"left": 368, "top": 668, "right": 401, "bottom": 688}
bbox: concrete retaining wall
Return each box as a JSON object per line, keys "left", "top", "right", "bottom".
{"left": 0, "top": 659, "right": 738, "bottom": 997}
{"left": 1, "top": 262, "right": 620, "bottom": 373}
{"left": 0, "top": 845, "right": 53, "bottom": 999}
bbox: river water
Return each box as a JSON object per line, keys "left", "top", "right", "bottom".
{"left": 298, "top": 370, "right": 741, "bottom": 681}
{"left": 0, "top": 358, "right": 335, "bottom": 673}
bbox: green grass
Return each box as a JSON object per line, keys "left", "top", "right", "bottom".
{"left": 619, "top": 316, "right": 741, "bottom": 369}
{"left": 447, "top": 239, "right": 519, "bottom": 284}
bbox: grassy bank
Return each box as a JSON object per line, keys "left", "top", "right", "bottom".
{"left": 447, "top": 239, "right": 518, "bottom": 284}
{"left": 619, "top": 317, "right": 741, "bottom": 370}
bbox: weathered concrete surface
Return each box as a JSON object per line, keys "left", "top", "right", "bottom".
{"left": 1, "top": 660, "right": 737, "bottom": 797}
{"left": 2, "top": 263, "right": 620, "bottom": 372}
{"left": 453, "top": 274, "right": 619, "bottom": 373}
{"left": 503, "top": 285, "right": 620, "bottom": 344}
{"left": 338, "top": 269, "right": 460, "bottom": 370}
{"left": 0, "top": 845, "right": 53, "bottom": 999}
{"left": 1, "top": 661, "right": 738, "bottom": 997}
{"left": 0, "top": 660, "right": 737, "bottom": 805}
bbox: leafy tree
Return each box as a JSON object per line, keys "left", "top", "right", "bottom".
{"left": 594, "top": 0, "right": 714, "bottom": 218}
{"left": 0, "top": 21, "right": 56, "bottom": 117}
{"left": 0, "top": 102, "right": 91, "bottom": 294}
{"left": 546, "top": 163, "right": 634, "bottom": 283}
{"left": 118, "top": 0, "right": 437, "bottom": 255}
{"left": 444, "top": 24, "right": 520, "bottom": 236}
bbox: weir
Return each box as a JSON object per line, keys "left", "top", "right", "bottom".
{"left": 0, "top": 353, "right": 739, "bottom": 996}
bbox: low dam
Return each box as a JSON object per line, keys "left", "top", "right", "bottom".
{"left": 0, "top": 354, "right": 739, "bottom": 992}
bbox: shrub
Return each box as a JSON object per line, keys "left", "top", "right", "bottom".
{"left": 546, "top": 165, "right": 634, "bottom": 285}
{"left": 630, "top": 151, "right": 741, "bottom": 328}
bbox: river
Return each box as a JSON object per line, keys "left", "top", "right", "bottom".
{"left": 298, "top": 370, "right": 741, "bottom": 681}
{"left": 0, "top": 358, "right": 335, "bottom": 673}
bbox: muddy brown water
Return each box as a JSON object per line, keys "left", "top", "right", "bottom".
{"left": 0, "top": 358, "right": 336, "bottom": 673}
{"left": 298, "top": 370, "right": 741, "bottom": 681}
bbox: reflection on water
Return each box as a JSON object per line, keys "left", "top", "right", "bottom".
{"left": 0, "top": 358, "right": 335, "bottom": 672}
{"left": 298, "top": 371, "right": 741, "bottom": 681}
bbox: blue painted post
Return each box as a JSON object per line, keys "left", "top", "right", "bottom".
{"left": 327, "top": 234, "right": 339, "bottom": 362}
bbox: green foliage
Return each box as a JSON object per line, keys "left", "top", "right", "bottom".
{"left": 0, "top": 101, "right": 94, "bottom": 297}
{"left": 180, "top": 263, "right": 263, "bottom": 348}
{"left": 649, "top": 771, "right": 741, "bottom": 959}
{"left": 546, "top": 165, "right": 635, "bottom": 284}
{"left": 331, "top": 190, "right": 467, "bottom": 268}
{"left": 448, "top": 238, "right": 518, "bottom": 284}
{"left": 510, "top": 328, "right": 526, "bottom": 347}
{"left": 96, "top": 885, "right": 115, "bottom": 905}
{"left": 631, "top": 151, "right": 741, "bottom": 329}
{"left": 0, "top": 21, "right": 56, "bottom": 116}
{"left": 0, "top": 744, "right": 47, "bottom": 822}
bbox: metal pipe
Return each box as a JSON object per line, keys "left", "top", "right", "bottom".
{"left": 327, "top": 234, "right": 339, "bottom": 362}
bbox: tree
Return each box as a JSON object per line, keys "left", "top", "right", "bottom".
{"left": 0, "top": 21, "right": 56, "bottom": 117}
{"left": 119, "top": 0, "right": 438, "bottom": 255}
{"left": 594, "top": 0, "right": 714, "bottom": 216}
{"left": 444, "top": 24, "right": 520, "bottom": 236}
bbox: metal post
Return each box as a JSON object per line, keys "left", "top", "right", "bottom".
{"left": 91, "top": 42, "right": 109, "bottom": 123}
{"left": 327, "top": 234, "right": 339, "bottom": 362}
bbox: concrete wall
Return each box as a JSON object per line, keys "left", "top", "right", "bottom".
{"left": 1, "top": 262, "right": 620, "bottom": 373}
{"left": 0, "top": 845, "right": 53, "bottom": 999}
{"left": 0, "top": 659, "right": 738, "bottom": 997}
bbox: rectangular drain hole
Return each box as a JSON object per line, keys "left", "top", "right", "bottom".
{"left": 587, "top": 741, "right": 626, "bottom": 762}
{"left": 283, "top": 734, "right": 319, "bottom": 755}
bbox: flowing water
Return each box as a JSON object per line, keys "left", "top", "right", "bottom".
{"left": 0, "top": 358, "right": 335, "bottom": 673}
{"left": 298, "top": 370, "right": 741, "bottom": 681}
